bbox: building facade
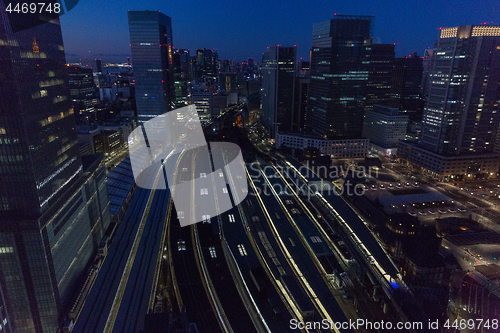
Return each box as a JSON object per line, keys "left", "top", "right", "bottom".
{"left": 362, "top": 105, "right": 408, "bottom": 155}
{"left": 398, "top": 25, "right": 500, "bottom": 180}
{"left": 398, "top": 141, "right": 500, "bottom": 180}
{"left": 128, "top": 11, "right": 174, "bottom": 121}
{"left": 293, "top": 77, "right": 309, "bottom": 133}
{"left": 172, "top": 48, "right": 190, "bottom": 107}
{"left": 261, "top": 46, "right": 296, "bottom": 138}
{"left": 420, "top": 25, "right": 500, "bottom": 156}
{"left": 276, "top": 133, "right": 368, "bottom": 158}
{"left": 364, "top": 43, "right": 395, "bottom": 111}
{"left": 307, "top": 16, "right": 373, "bottom": 138}
{"left": 68, "top": 65, "right": 96, "bottom": 124}
{"left": 0, "top": 7, "right": 110, "bottom": 332}
{"left": 390, "top": 52, "right": 424, "bottom": 122}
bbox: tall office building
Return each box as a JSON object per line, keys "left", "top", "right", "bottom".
{"left": 364, "top": 43, "right": 395, "bottom": 111}
{"left": 172, "top": 48, "right": 190, "bottom": 107}
{"left": 261, "top": 46, "right": 296, "bottom": 138}
{"left": 391, "top": 52, "right": 424, "bottom": 122}
{"left": 293, "top": 77, "right": 309, "bottom": 132}
{"left": 398, "top": 25, "right": 500, "bottom": 180}
{"left": 307, "top": 16, "right": 373, "bottom": 138}
{"left": 68, "top": 65, "right": 96, "bottom": 123}
{"left": 421, "top": 25, "right": 500, "bottom": 156}
{"left": 128, "top": 11, "right": 174, "bottom": 121}
{"left": 194, "top": 48, "right": 217, "bottom": 78}
{"left": 0, "top": 5, "right": 110, "bottom": 332}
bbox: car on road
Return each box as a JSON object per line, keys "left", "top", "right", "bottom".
{"left": 379, "top": 184, "right": 385, "bottom": 189}
{"left": 388, "top": 183, "right": 394, "bottom": 189}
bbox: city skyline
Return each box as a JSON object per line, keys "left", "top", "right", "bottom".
{"left": 60, "top": 0, "right": 500, "bottom": 63}
{"left": 2, "top": 1, "right": 500, "bottom": 331}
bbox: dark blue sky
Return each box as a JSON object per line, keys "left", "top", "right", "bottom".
{"left": 61, "top": 0, "right": 500, "bottom": 64}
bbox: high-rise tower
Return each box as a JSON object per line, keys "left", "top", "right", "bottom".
{"left": 261, "top": 46, "right": 296, "bottom": 138}
{"left": 307, "top": 15, "right": 373, "bottom": 138}
{"left": 128, "top": 11, "right": 174, "bottom": 121}
{"left": 420, "top": 25, "right": 500, "bottom": 156}
{"left": 398, "top": 25, "right": 500, "bottom": 180}
{"left": 0, "top": 4, "right": 110, "bottom": 331}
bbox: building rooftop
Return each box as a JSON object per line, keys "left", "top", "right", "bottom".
{"left": 106, "top": 157, "right": 135, "bottom": 215}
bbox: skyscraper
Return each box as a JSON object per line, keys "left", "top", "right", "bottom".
{"left": 128, "top": 11, "right": 174, "bottom": 121}
{"left": 391, "top": 52, "right": 424, "bottom": 122}
{"left": 194, "top": 48, "right": 217, "bottom": 78}
{"left": 421, "top": 25, "right": 500, "bottom": 156}
{"left": 0, "top": 4, "right": 110, "bottom": 332}
{"left": 307, "top": 16, "right": 373, "bottom": 138}
{"left": 398, "top": 25, "right": 500, "bottom": 180}
{"left": 261, "top": 46, "right": 296, "bottom": 138}
{"left": 364, "top": 43, "right": 395, "bottom": 111}
{"left": 172, "top": 48, "right": 190, "bottom": 107}
{"left": 68, "top": 65, "right": 96, "bottom": 123}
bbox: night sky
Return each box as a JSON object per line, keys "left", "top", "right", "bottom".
{"left": 60, "top": 0, "right": 500, "bottom": 64}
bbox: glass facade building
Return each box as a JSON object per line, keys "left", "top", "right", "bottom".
{"left": 261, "top": 46, "right": 296, "bottom": 138}
{"left": 364, "top": 43, "right": 395, "bottom": 111}
{"left": 307, "top": 16, "right": 373, "bottom": 138}
{"left": 128, "top": 11, "right": 174, "bottom": 121}
{"left": 420, "top": 25, "right": 500, "bottom": 156}
{"left": 0, "top": 6, "right": 110, "bottom": 332}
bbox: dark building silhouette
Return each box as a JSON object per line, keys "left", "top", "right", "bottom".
{"left": 293, "top": 77, "right": 309, "bottom": 132}
{"left": 261, "top": 46, "right": 296, "bottom": 138}
{"left": 297, "top": 60, "right": 310, "bottom": 77}
{"left": 173, "top": 48, "right": 190, "bottom": 107}
{"left": 194, "top": 48, "right": 217, "bottom": 78}
{"left": 364, "top": 43, "right": 395, "bottom": 111}
{"left": 390, "top": 52, "right": 424, "bottom": 122}
{"left": 307, "top": 15, "right": 373, "bottom": 138}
